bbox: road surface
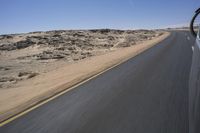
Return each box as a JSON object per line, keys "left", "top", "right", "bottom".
{"left": 0, "top": 31, "right": 195, "bottom": 133}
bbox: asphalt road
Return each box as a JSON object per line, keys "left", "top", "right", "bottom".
{"left": 0, "top": 31, "right": 195, "bottom": 133}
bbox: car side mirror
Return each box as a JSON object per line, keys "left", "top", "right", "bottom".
{"left": 190, "top": 8, "right": 200, "bottom": 37}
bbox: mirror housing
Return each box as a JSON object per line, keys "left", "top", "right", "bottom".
{"left": 190, "top": 8, "right": 200, "bottom": 37}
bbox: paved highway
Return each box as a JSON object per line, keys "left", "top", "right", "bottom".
{"left": 0, "top": 31, "right": 195, "bottom": 133}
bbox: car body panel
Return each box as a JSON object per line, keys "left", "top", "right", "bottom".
{"left": 189, "top": 27, "right": 200, "bottom": 133}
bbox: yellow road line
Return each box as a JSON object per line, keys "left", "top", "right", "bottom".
{"left": 0, "top": 58, "right": 128, "bottom": 127}
{"left": 0, "top": 33, "right": 170, "bottom": 127}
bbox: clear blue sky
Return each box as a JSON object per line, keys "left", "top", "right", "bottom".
{"left": 0, "top": 0, "right": 199, "bottom": 34}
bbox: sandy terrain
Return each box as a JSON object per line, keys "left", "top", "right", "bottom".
{"left": 0, "top": 29, "right": 169, "bottom": 122}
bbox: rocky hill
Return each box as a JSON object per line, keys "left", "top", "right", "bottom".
{"left": 0, "top": 29, "right": 163, "bottom": 88}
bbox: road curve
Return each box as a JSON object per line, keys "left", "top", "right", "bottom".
{"left": 0, "top": 31, "right": 195, "bottom": 133}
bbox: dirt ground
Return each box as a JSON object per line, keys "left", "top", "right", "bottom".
{"left": 0, "top": 29, "right": 169, "bottom": 122}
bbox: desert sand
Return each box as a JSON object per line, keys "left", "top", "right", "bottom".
{"left": 0, "top": 29, "right": 169, "bottom": 122}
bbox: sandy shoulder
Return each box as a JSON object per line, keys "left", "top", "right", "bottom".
{"left": 0, "top": 32, "right": 170, "bottom": 122}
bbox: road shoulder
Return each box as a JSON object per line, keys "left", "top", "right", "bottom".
{"left": 0, "top": 32, "right": 170, "bottom": 124}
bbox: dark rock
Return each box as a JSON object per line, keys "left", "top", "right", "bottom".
{"left": 0, "top": 35, "right": 13, "bottom": 39}
{"left": 0, "top": 39, "right": 35, "bottom": 51}
{"left": 0, "top": 77, "right": 16, "bottom": 82}
{"left": 14, "top": 39, "right": 35, "bottom": 49}
{"left": 18, "top": 72, "right": 39, "bottom": 79}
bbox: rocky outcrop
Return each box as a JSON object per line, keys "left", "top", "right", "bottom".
{"left": 0, "top": 29, "right": 163, "bottom": 88}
